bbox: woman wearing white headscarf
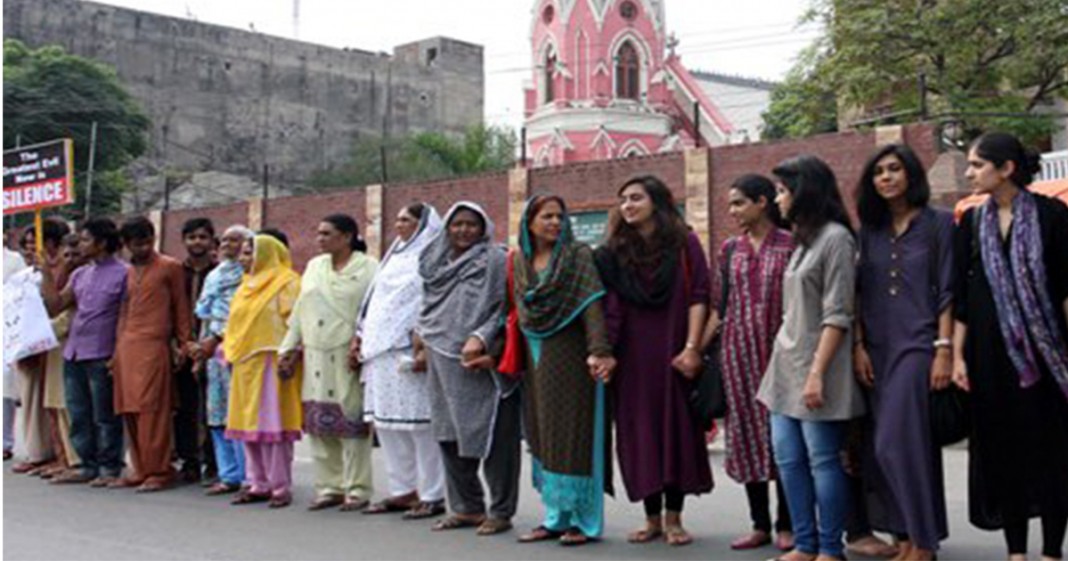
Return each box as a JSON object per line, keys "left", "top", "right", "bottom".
{"left": 357, "top": 203, "right": 447, "bottom": 519}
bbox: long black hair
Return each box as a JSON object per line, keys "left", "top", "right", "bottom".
{"left": 603, "top": 175, "right": 688, "bottom": 268}
{"left": 731, "top": 174, "right": 788, "bottom": 229}
{"left": 856, "top": 144, "right": 930, "bottom": 229}
{"left": 971, "top": 132, "right": 1043, "bottom": 189}
{"left": 772, "top": 155, "right": 854, "bottom": 246}
{"left": 322, "top": 213, "right": 368, "bottom": 253}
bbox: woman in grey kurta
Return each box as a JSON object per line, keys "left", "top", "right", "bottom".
{"left": 854, "top": 145, "right": 950, "bottom": 559}
{"left": 757, "top": 155, "right": 866, "bottom": 561}
{"left": 416, "top": 201, "right": 519, "bottom": 535}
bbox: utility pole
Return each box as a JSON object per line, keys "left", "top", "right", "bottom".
{"left": 918, "top": 73, "right": 929, "bottom": 120}
{"left": 85, "top": 121, "right": 98, "bottom": 217}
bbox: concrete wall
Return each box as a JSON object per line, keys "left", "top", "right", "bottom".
{"left": 3, "top": 0, "right": 484, "bottom": 190}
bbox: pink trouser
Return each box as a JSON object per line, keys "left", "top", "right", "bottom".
{"left": 244, "top": 441, "right": 294, "bottom": 497}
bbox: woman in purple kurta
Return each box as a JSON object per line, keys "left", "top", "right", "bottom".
{"left": 595, "top": 175, "right": 713, "bottom": 547}
{"left": 854, "top": 145, "right": 951, "bottom": 560}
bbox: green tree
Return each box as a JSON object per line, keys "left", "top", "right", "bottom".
{"left": 311, "top": 124, "right": 517, "bottom": 188}
{"left": 763, "top": 0, "right": 1068, "bottom": 143}
{"left": 4, "top": 39, "right": 150, "bottom": 218}
{"left": 762, "top": 45, "right": 839, "bottom": 140}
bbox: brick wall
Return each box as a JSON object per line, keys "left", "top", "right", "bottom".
{"left": 382, "top": 172, "right": 510, "bottom": 245}
{"left": 263, "top": 189, "right": 366, "bottom": 269}
{"left": 529, "top": 151, "right": 685, "bottom": 214}
{"left": 159, "top": 202, "right": 248, "bottom": 258}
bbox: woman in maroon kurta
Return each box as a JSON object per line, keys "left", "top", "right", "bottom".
{"left": 595, "top": 175, "right": 712, "bottom": 547}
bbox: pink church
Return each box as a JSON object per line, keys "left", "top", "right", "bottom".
{"left": 523, "top": 0, "right": 775, "bottom": 166}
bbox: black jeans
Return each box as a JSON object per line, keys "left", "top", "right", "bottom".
{"left": 64, "top": 360, "right": 124, "bottom": 478}
{"left": 174, "top": 367, "right": 215, "bottom": 475}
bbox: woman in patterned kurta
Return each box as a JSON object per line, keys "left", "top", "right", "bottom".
{"left": 225, "top": 235, "right": 303, "bottom": 508}
{"left": 194, "top": 225, "right": 254, "bottom": 494}
{"left": 280, "top": 214, "right": 377, "bottom": 511}
{"left": 708, "top": 175, "right": 795, "bottom": 551}
{"left": 513, "top": 195, "right": 615, "bottom": 546}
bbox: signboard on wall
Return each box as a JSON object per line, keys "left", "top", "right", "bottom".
{"left": 570, "top": 210, "right": 609, "bottom": 246}
{"left": 3, "top": 139, "right": 75, "bottom": 215}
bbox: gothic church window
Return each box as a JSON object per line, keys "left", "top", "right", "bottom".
{"left": 615, "top": 41, "right": 640, "bottom": 100}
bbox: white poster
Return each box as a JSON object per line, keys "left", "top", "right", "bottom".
{"left": 3, "top": 268, "right": 58, "bottom": 371}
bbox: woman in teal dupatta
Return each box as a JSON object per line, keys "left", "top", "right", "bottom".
{"left": 515, "top": 195, "right": 617, "bottom": 546}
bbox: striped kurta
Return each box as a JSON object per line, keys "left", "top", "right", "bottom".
{"left": 717, "top": 229, "right": 794, "bottom": 484}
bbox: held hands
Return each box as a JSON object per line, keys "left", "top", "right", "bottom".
{"left": 930, "top": 348, "right": 953, "bottom": 391}
{"left": 460, "top": 336, "right": 493, "bottom": 370}
{"left": 348, "top": 337, "right": 362, "bottom": 371}
{"left": 853, "top": 345, "right": 875, "bottom": 388}
{"left": 278, "top": 349, "right": 301, "bottom": 380}
{"left": 586, "top": 355, "right": 617, "bottom": 383}
{"left": 802, "top": 372, "right": 825, "bottom": 410}
{"left": 951, "top": 356, "right": 970, "bottom": 392}
{"left": 671, "top": 347, "right": 702, "bottom": 380}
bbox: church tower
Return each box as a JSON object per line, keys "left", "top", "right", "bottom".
{"left": 523, "top": 0, "right": 733, "bottom": 166}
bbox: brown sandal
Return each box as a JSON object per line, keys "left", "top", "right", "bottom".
{"left": 231, "top": 489, "right": 271, "bottom": 505}
{"left": 476, "top": 518, "right": 513, "bottom": 536}
{"left": 307, "top": 494, "right": 344, "bottom": 511}
{"left": 363, "top": 496, "right": 416, "bottom": 514}
{"left": 432, "top": 514, "right": 486, "bottom": 532}
{"left": 339, "top": 497, "right": 370, "bottom": 512}
{"left": 664, "top": 525, "right": 693, "bottom": 546}
{"left": 560, "top": 529, "right": 592, "bottom": 546}
{"left": 268, "top": 492, "right": 292, "bottom": 509}
{"left": 627, "top": 526, "right": 664, "bottom": 544}
{"left": 205, "top": 482, "right": 241, "bottom": 496}
{"left": 403, "top": 500, "right": 447, "bottom": 520}
{"left": 518, "top": 526, "right": 563, "bottom": 543}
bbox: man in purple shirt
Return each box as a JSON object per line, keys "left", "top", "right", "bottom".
{"left": 41, "top": 218, "right": 127, "bottom": 486}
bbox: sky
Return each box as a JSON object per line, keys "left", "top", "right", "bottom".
{"left": 98, "top": 0, "right": 819, "bottom": 130}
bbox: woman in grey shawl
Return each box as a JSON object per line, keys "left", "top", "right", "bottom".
{"left": 415, "top": 201, "right": 519, "bottom": 536}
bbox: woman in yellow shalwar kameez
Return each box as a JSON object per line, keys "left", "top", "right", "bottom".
{"left": 225, "top": 235, "right": 303, "bottom": 508}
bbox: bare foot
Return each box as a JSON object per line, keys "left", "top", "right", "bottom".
{"left": 778, "top": 550, "right": 817, "bottom": 561}
{"left": 893, "top": 540, "right": 913, "bottom": 561}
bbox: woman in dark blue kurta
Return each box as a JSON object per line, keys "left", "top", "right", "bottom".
{"left": 854, "top": 145, "right": 950, "bottom": 560}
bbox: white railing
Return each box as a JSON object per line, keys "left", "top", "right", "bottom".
{"left": 1042, "top": 150, "right": 1068, "bottom": 181}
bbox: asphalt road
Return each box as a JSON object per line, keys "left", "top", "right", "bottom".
{"left": 3, "top": 443, "right": 1010, "bottom": 560}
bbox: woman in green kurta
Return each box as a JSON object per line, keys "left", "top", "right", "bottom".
{"left": 514, "top": 195, "right": 617, "bottom": 546}
{"left": 280, "top": 214, "right": 378, "bottom": 511}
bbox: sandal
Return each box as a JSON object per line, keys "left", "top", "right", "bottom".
{"left": 49, "top": 470, "right": 94, "bottom": 485}
{"left": 627, "top": 525, "right": 663, "bottom": 544}
{"left": 476, "top": 518, "right": 513, "bottom": 536}
{"left": 364, "top": 495, "right": 417, "bottom": 514}
{"left": 518, "top": 526, "right": 564, "bottom": 543}
{"left": 307, "top": 494, "right": 345, "bottom": 511}
{"left": 205, "top": 482, "right": 241, "bottom": 496}
{"left": 775, "top": 532, "right": 796, "bottom": 551}
{"left": 559, "top": 529, "right": 591, "bottom": 546}
{"left": 135, "top": 479, "right": 170, "bottom": 493}
{"left": 339, "top": 497, "right": 370, "bottom": 512}
{"left": 268, "top": 493, "right": 292, "bottom": 509}
{"left": 664, "top": 525, "right": 693, "bottom": 547}
{"left": 432, "top": 514, "right": 486, "bottom": 532}
{"left": 104, "top": 477, "right": 142, "bottom": 489}
{"left": 403, "top": 500, "right": 447, "bottom": 520}
{"left": 731, "top": 530, "right": 772, "bottom": 550}
{"left": 231, "top": 489, "right": 271, "bottom": 505}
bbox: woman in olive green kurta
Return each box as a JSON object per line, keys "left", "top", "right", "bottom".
{"left": 514, "top": 195, "right": 616, "bottom": 545}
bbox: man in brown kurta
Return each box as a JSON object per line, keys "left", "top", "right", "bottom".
{"left": 112, "top": 217, "right": 192, "bottom": 492}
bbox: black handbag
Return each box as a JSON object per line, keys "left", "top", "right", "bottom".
{"left": 929, "top": 386, "right": 970, "bottom": 446}
{"left": 686, "top": 241, "right": 734, "bottom": 431}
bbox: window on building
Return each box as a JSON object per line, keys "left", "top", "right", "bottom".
{"left": 545, "top": 53, "right": 557, "bottom": 103}
{"left": 615, "top": 42, "right": 640, "bottom": 100}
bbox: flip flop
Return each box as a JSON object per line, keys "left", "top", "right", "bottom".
{"left": 559, "top": 529, "right": 592, "bottom": 546}
{"left": 205, "top": 482, "right": 241, "bottom": 496}
{"left": 731, "top": 531, "right": 772, "bottom": 550}
{"left": 49, "top": 471, "right": 94, "bottom": 485}
{"left": 269, "top": 493, "right": 292, "bottom": 509}
{"left": 518, "top": 526, "right": 564, "bottom": 543}
{"left": 135, "top": 480, "right": 169, "bottom": 493}
{"left": 432, "top": 515, "right": 486, "bottom": 532}
{"left": 231, "top": 490, "right": 271, "bottom": 505}
{"left": 364, "top": 496, "right": 416, "bottom": 514}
